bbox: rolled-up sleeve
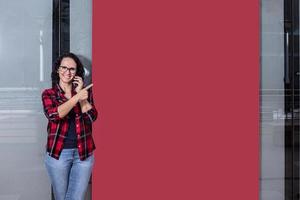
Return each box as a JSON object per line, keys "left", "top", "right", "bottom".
{"left": 42, "top": 90, "right": 62, "bottom": 122}
{"left": 82, "top": 89, "right": 98, "bottom": 123}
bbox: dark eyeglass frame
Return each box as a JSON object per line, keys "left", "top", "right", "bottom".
{"left": 59, "top": 66, "right": 77, "bottom": 74}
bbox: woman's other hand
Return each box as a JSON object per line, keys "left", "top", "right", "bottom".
{"left": 76, "top": 84, "right": 93, "bottom": 102}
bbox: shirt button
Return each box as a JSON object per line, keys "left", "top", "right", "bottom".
{"left": 76, "top": 124, "right": 79, "bottom": 128}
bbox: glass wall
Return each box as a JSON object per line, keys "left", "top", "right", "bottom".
{"left": 70, "top": 0, "right": 93, "bottom": 86}
{"left": 260, "top": 0, "right": 285, "bottom": 199}
{"left": 0, "top": 0, "right": 52, "bottom": 199}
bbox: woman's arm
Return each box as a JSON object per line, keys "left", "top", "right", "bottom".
{"left": 59, "top": 87, "right": 91, "bottom": 118}
{"left": 79, "top": 99, "right": 92, "bottom": 113}
{"left": 57, "top": 95, "right": 80, "bottom": 118}
{"left": 42, "top": 90, "right": 62, "bottom": 122}
{"left": 42, "top": 88, "right": 89, "bottom": 121}
{"left": 80, "top": 88, "right": 98, "bottom": 123}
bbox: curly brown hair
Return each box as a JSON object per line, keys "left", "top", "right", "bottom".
{"left": 51, "top": 52, "right": 85, "bottom": 87}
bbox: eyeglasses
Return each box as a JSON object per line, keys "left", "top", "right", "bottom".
{"left": 59, "top": 66, "right": 76, "bottom": 74}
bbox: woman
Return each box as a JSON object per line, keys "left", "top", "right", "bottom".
{"left": 42, "top": 52, "right": 98, "bottom": 200}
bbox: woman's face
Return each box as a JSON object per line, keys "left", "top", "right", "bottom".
{"left": 58, "top": 57, "right": 77, "bottom": 84}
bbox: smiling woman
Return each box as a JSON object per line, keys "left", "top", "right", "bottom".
{"left": 42, "top": 52, "right": 98, "bottom": 200}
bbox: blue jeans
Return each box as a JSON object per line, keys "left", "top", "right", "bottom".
{"left": 44, "top": 149, "right": 94, "bottom": 200}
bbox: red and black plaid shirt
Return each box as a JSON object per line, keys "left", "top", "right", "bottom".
{"left": 41, "top": 83, "right": 98, "bottom": 160}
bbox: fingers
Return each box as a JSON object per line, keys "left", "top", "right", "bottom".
{"left": 82, "top": 93, "right": 88, "bottom": 100}
{"left": 73, "top": 76, "right": 83, "bottom": 81}
{"left": 72, "top": 80, "right": 79, "bottom": 84}
{"left": 73, "top": 76, "right": 84, "bottom": 93}
{"left": 73, "top": 77, "right": 83, "bottom": 84}
{"left": 84, "top": 83, "right": 93, "bottom": 90}
{"left": 79, "top": 95, "right": 88, "bottom": 101}
{"left": 73, "top": 76, "right": 92, "bottom": 90}
{"left": 78, "top": 90, "right": 89, "bottom": 101}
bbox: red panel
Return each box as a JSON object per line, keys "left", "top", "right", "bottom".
{"left": 92, "top": 0, "right": 259, "bottom": 199}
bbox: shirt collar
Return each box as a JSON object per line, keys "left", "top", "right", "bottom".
{"left": 55, "top": 83, "right": 64, "bottom": 94}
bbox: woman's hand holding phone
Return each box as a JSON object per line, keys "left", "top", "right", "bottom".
{"left": 72, "top": 76, "right": 84, "bottom": 93}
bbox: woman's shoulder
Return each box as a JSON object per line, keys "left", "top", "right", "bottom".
{"left": 42, "top": 87, "right": 56, "bottom": 96}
